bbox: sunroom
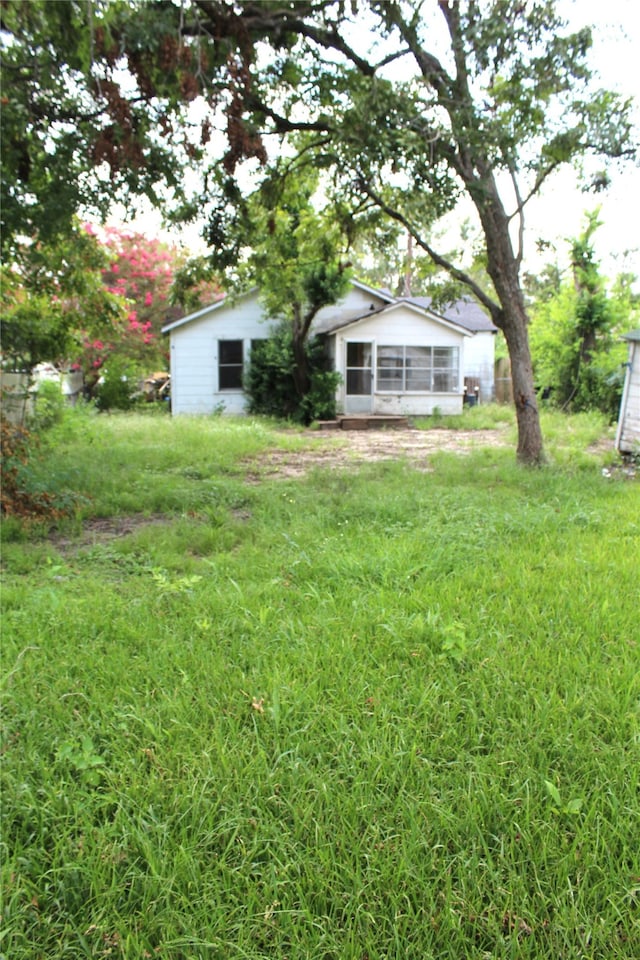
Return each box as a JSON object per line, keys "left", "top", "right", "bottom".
{"left": 323, "top": 301, "right": 470, "bottom": 416}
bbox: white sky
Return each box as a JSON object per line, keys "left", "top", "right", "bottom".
{"left": 523, "top": 0, "right": 640, "bottom": 278}
{"left": 118, "top": 0, "right": 640, "bottom": 283}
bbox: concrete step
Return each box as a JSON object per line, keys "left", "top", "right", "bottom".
{"left": 337, "top": 415, "right": 410, "bottom": 431}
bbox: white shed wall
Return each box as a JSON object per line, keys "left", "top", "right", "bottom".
{"left": 617, "top": 341, "right": 640, "bottom": 453}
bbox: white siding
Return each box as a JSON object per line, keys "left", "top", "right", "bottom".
{"left": 462, "top": 331, "right": 496, "bottom": 401}
{"left": 617, "top": 340, "right": 640, "bottom": 453}
{"left": 169, "top": 295, "right": 276, "bottom": 415}
{"left": 167, "top": 287, "right": 474, "bottom": 418}
{"left": 313, "top": 285, "right": 389, "bottom": 329}
{"left": 332, "top": 305, "right": 466, "bottom": 416}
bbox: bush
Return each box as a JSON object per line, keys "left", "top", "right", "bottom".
{"left": 31, "top": 379, "right": 66, "bottom": 432}
{"left": 246, "top": 329, "right": 340, "bottom": 424}
{"left": 94, "top": 359, "right": 140, "bottom": 412}
{"left": 0, "top": 417, "right": 73, "bottom": 521}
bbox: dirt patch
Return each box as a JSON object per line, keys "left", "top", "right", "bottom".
{"left": 49, "top": 428, "right": 510, "bottom": 548}
{"left": 51, "top": 515, "right": 170, "bottom": 552}
{"left": 244, "top": 426, "right": 511, "bottom": 480}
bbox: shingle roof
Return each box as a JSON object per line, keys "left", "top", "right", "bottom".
{"left": 402, "top": 296, "right": 497, "bottom": 333}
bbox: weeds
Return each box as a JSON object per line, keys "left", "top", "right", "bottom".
{"left": 1, "top": 409, "right": 638, "bottom": 958}
{"left": 0, "top": 417, "right": 75, "bottom": 522}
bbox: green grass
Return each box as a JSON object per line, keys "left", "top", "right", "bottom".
{"left": 1, "top": 408, "right": 639, "bottom": 958}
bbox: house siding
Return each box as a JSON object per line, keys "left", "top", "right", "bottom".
{"left": 462, "top": 332, "right": 495, "bottom": 401}
{"left": 165, "top": 284, "right": 488, "bottom": 418}
{"left": 313, "top": 285, "right": 390, "bottom": 329}
{"left": 331, "top": 306, "right": 466, "bottom": 416}
{"left": 616, "top": 337, "right": 640, "bottom": 453}
{"left": 168, "top": 298, "right": 274, "bottom": 415}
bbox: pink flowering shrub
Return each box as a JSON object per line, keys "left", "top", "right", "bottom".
{"left": 73, "top": 225, "right": 222, "bottom": 402}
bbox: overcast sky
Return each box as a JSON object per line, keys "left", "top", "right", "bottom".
{"left": 524, "top": 0, "right": 640, "bottom": 277}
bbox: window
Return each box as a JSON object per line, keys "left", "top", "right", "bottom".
{"left": 218, "top": 340, "right": 243, "bottom": 389}
{"left": 346, "top": 342, "right": 372, "bottom": 395}
{"left": 376, "top": 345, "right": 459, "bottom": 392}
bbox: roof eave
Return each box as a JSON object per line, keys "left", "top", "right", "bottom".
{"left": 322, "top": 301, "right": 472, "bottom": 336}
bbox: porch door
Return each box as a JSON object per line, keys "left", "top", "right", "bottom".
{"left": 345, "top": 341, "right": 373, "bottom": 414}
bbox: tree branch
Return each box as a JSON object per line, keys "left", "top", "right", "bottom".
{"left": 194, "top": 0, "right": 378, "bottom": 75}
{"left": 360, "top": 179, "right": 500, "bottom": 321}
{"left": 508, "top": 164, "right": 525, "bottom": 267}
{"left": 387, "top": 3, "right": 453, "bottom": 97}
{"left": 244, "top": 94, "right": 332, "bottom": 135}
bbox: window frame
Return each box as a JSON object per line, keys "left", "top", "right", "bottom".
{"left": 376, "top": 345, "right": 459, "bottom": 393}
{"left": 218, "top": 339, "right": 244, "bottom": 391}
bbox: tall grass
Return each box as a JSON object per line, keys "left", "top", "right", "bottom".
{"left": 1, "top": 408, "right": 638, "bottom": 959}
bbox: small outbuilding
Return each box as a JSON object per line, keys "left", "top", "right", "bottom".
{"left": 162, "top": 280, "right": 497, "bottom": 417}
{"left": 615, "top": 330, "right": 640, "bottom": 455}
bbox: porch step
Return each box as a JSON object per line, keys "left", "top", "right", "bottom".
{"left": 336, "top": 415, "right": 410, "bottom": 431}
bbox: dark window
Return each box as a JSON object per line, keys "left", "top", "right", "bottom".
{"left": 219, "top": 340, "right": 243, "bottom": 389}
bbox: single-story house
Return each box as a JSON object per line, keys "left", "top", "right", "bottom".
{"left": 161, "top": 280, "right": 497, "bottom": 417}
{"left": 615, "top": 330, "right": 640, "bottom": 454}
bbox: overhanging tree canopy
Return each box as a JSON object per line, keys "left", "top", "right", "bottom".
{"left": 190, "top": 0, "right": 634, "bottom": 462}
{"left": 1, "top": 0, "right": 635, "bottom": 462}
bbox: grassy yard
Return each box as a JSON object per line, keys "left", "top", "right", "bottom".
{"left": 1, "top": 407, "right": 639, "bottom": 959}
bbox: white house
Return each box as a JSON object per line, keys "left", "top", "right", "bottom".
{"left": 161, "top": 280, "right": 497, "bottom": 417}
{"left": 615, "top": 330, "right": 640, "bottom": 454}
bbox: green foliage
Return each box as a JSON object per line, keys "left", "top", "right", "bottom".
{"left": 169, "top": 254, "right": 223, "bottom": 313}
{"left": 210, "top": 161, "right": 353, "bottom": 321}
{"left": 530, "top": 214, "right": 634, "bottom": 417}
{"left": 246, "top": 328, "right": 341, "bottom": 424}
{"left": 0, "top": 268, "right": 72, "bottom": 371}
{"left": 0, "top": 0, "right": 196, "bottom": 253}
{"left": 0, "top": 417, "right": 73, "bottom": 521}
{"left": 56, "top": 736, "right": 106, "bottom": 787}
{"left": 94, "top": 359, "right": 141, "bottom": 412}
{"left": 31, "top": 380, "right": 66, "bottom": 432}
{"left": 0, "top": 222, "right": 125, "bottom": 371}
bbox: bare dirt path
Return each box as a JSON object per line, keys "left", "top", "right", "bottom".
{"left": 244, "top": 426, "right": 511, "bottom": 480}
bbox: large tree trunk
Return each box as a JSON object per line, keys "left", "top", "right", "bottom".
{"left": 501, "top": 310, "right": 545, "bottom": 464}
{"left": 474, "top": 180, "right": 546, "bottom": 465}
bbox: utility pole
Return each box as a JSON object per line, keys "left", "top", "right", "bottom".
{"left": 403, "top": 230, "right": 413, "bottom": 297}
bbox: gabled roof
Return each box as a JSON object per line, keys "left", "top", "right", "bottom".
{"left": 403, "top": 296, "right": 498, "bottom": 333}
{"left": 161, "top": 289, "right": 251, "bottom": 334}
{"left": 161, "top": 280, "right": 492, "bottom": 336}
{"left": 349, "top": 278, "right": 396, "bottom": 303}
{"left": 622, "top": 329, "right": 640, "bottom": 342}
{"left": 316, "top": 299, "right": 472, "bottom": 337}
